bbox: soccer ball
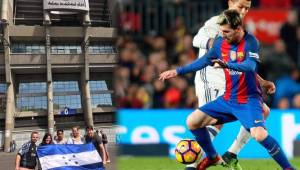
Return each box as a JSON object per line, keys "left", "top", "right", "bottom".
{"left": 175, "top": 139, "right": 203, "bottom": 164}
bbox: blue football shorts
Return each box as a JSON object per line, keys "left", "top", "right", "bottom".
{"left": 199, "top": 96, "right": 265, "bottom": 130}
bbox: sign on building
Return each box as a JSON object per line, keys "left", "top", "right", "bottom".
{"left": 44, "top": 0, "right": 89, "bottom": 11}
{"left": 60, "top": 107, "right": 77, "bottom": 116}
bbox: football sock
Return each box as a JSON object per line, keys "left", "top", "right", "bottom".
{"left": 260, "top": 135, "right": 294, "bottom": 169}
{"left": 186, "top": 126, "right": 219, "bottom": 168}
{"left": 191, "top": 127, "right": 218, "bottom": 160}
{"left": 228, "top": 126, "right": 252, "bottom": 155}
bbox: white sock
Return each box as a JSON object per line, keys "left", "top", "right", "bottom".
{"left": 228, "top": 126, "right": 252, "bottom": 155}
{"left": 186, "top": 126, "right": 220, "bottom": 168}
{"left": 185, "top": 155, "right": 202, "bottom": 168}
{"left": 207, "top": 125, "right": 220, "bottom": 141}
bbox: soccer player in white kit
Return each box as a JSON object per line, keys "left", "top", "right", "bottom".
{"left": 186, "top": 0, "right": 276, "bottom": 169}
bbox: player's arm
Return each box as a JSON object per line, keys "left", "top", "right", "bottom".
{"left": 15, "top": 154, "right": 21, "bottom": 170}
{"left": 99, "top": 143, "right": 107, "bottom": 165}
{"left": 193, "top": 17, "right": 219, "bottom": 49}
{"left": 159, "top": 49, "right": 217, "bottom": 81}
{"left": 212, "top": 57, "right": 258, "bottom": 72}
{"left": 229, "top": 58, "right": 257, "bottom": 72}
{"left": 160, "top": 37, "right": 220, "bottom": 81}
{"left": 257, "top": 74, "right": 276, "bottom": 94}
{"left": 177, "top": 50, "right": 216, "bottom": 74}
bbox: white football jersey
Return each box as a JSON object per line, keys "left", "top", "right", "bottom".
{"left": 193, "top": 16, "right": 225, "bottom": 105}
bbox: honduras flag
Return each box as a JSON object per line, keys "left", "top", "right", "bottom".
{"left": 37, "top": 143, "right": 104, "bottom": 170}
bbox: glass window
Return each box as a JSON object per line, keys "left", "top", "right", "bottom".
{"left": 91, "top": 94, "right": 112, "bottom": 107}
{"left": 89, "top": 80, "right": 108, "bottom": 91}
{"left": 89, "top": 80, "right": 112, "bottom": 108}
{"left": 19, "top": 82, "right": 47, "bottom": 93}
{"left": 0, "top": 83, "right": 6, "bottom": 93}
{"left": 16, "top": 96, "right": 47, "bottom": 112}
{"left": 51, "top": 44, "right": 82, "bottom": 54}
{"left": 89, "top": 42, "right": 117, "bottom": 54}
{"left": 53, "top": 81, "right": 79, "bottom": 92}
{"left": 53, "top": 81, "right": 82, "bottom": 109}
{"left": 11, "top": 43, "right": 45, "bottom": 54}
{"left": 53, "top": 95, "right": 81, "bottom": 109}
{"left": 0, "top": 83, "right": 6, "bottom": 113}
{"left": 16, "top": 82, "right": 47, "bottom": 112}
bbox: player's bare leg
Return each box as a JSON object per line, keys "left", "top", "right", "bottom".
{"left": 185, "top": 110, "right": 226, "bottom": 170}
{"left": 186, "top": 109, "right": 218, "bottom": 130}
{"left": 222, "top": 103, "right": 270, "bottom": 170}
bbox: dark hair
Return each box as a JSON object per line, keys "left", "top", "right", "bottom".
{"left": 86, "top": 125, "right": 94, "bottom": 130}
{"left": 41, "top": 133, "right": 53, "bottom": 145}
{"left": 57, "top": 129, "right": 64, "bottom": 134}
{"left": 218, "top": 9, "right": 242, "bottom": 29}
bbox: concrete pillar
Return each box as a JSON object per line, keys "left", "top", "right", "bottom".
{"left": 47, "top": 82, "right": 54, "bottom": 134}
{"left": 45, "top": 27, "right": 54, "bottom": 134}
{"left": 44, "top": 11, "right": 51, "bottom": 25}
{"left": 82, "top": 77, "right": 93, "bottom": 127}
{"left": 4, "top": 81, "right": 14, "bottom": 152}
{"left": 3, "top": 22, "right": 14, "bottom": 152}
{"left": 83, "top": 11, "right": 91, "bottom": 26}
{"left": 1, "top": 0, "right": 8, "bottom": 22}
{"left": 81, "top": 25, "right": 93, "bottom": 127}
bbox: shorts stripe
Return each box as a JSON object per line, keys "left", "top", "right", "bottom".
{"left": 199, "top": 68, "right": 211, "bottom": 103}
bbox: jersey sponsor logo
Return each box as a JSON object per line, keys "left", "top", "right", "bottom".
{"left": 227, "top": 69, "right": 242, "bottom": 75}
{"left": 221, "top": 53, "right": 227, "bottom": 57}
{"left": 230, "top": 51, "right": 237, "bottom": 61}
{"left": 249, "top": 52, "right": 259, "bottom": 60}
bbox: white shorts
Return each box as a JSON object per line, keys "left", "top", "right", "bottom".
{"left": 195, "top": 86, "right": 225, "bottom": 107}
{"left": 194, "top": 67, "right": 225, "bottom": 107}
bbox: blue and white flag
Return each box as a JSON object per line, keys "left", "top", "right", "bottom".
{"left": 37, "top": 143, "right": 104, "bottom": 170}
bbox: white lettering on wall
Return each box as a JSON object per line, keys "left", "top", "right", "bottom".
{"left": 282, "top": 114, "right": 300, "bottom": 158}
{"left": 163, "top": 126, "right": 186, "bottom": 155}
{"left": 131, "top": 126, "right": 160, "bottom": 144}
{"left": 246, "top": 19, "right": 282, "bottom": 36}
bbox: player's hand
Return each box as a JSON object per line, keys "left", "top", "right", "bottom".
{"left": 103, "top": 160, "right": 107, "bottom": 167}
{"left": 211, "top": 59, "right": 227, "bottom": 68}
{"left": 159, "top": 69, "right": 178, "bottom": 81}
{"left": 262, "top": 80, "right": 276, "bottom": 94}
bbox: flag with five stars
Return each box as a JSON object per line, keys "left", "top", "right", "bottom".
{"left": 37, "top": 143, "right": 104, "bottom": 170}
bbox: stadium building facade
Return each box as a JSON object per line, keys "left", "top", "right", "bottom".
{"left": 0, "top": 0, "right": 118, "bottom": 152}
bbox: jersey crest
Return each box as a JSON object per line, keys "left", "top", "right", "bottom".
{"left": 237, "top": 52, "right": 244, "bottom": 60}
{"left": 230, "top": 50, "right": 237, "bottom": 61}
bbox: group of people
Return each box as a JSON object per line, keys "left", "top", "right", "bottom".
{"left": 15, "top": 126, "right": 110, "bottom": 170}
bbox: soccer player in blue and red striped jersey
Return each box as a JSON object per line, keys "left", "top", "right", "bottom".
{"left": 159, "top": 9, "right": 295, "bottom": 170}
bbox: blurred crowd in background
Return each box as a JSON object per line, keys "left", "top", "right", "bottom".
{"left": 115, "top": 0, "right": 300, "bottom": 109}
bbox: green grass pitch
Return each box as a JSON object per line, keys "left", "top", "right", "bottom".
{"left": 118, "top": 156, "right": 300, "bottom": 170}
